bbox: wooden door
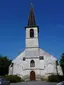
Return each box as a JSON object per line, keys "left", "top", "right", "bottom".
{"left": 30, "top": 71, "right": 35, "bottom": 81}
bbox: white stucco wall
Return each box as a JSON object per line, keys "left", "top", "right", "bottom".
{"left": 9, "top": 48, "right": 63, "bottom": 80}
{"left": 25, "top": 48, "right": 39, "bottom": 57}
{"left": 57, "top": 65, "right": 63, "bottom": 75}
{"left": 26, "top": 27, "right": 38, "bottom": 38}
{"left": 26, "top": 38, "right": 38, "bottom": 47}
{"left": 26, "top": 27, "right": 39, "bottom": 48}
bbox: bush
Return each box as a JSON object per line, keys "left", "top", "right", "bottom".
{"left": 58, "top": 75, "right": 64, "bottom": 82}
{"left": 41, "top": 77, "right": 48, "bottom": 81}
{"left": 3, "top": 75, "right": 24, "bottom": 83}
{"left": 48, "top": 75, "right": 59, "bottom": 82}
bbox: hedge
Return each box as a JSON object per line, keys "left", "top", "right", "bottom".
{"left": 3, "top": 75, "right": 24, "bottom": 83}
{"left": 48, "top": 75, "right": 64, "bottom": 82}
{"left": 48, "top": 75, "right": 59, "bottom": 82}
{"left": 58, "top": 75, "right": 64, "bottom": 82}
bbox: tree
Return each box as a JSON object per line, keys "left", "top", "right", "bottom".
{"left": 0, "top": 55, "right": 11, "bottom": 75}
{"left": 60, "top": 53, "right": 64, "bottom": 75}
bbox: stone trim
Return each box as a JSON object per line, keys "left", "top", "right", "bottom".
{"left": 23, "top": 68, "right": 44, "bottom": 70}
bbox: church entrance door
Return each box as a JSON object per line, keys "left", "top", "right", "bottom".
{"left": 30, "top": 71, "right": 36, "bottom": 81}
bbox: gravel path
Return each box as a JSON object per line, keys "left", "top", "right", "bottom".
{"left": 10, "top": 81, "right": 57, "bottom": 85}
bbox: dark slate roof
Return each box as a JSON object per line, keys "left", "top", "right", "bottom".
{"left": 27, "top": 3, "right": 36, "bottom": 27}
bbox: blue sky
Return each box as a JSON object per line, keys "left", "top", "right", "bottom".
{"left": 0, "top": 0, "right": 64, "bottom": 60}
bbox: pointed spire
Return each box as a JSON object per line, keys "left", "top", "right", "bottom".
{"left": 27, "top": 3, "right": 36, "bottom": 27}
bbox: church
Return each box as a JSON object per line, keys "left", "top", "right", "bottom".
{"left": 9, "top": 4, "right": 63, "bottom": 81}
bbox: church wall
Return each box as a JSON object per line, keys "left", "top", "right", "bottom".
{"left": 9, "top": 48, "right": 63, "bottom": 79}
{"left": 12, "top": 51, "right": 25, "bottom": 64}
{"left": 39, "top": 48, "right": 57, "bottom": 75}
{"left": 9, "top": 54, "right": 63, "bottom": 81}
{"left": 25, "top": 48, "right": 39, "bottom": 57}
{"left": 12, "top": 63, "right": 23, "bottom": 76}
{"left": 26, "top": 27, "right": 38, "bottom": 39}
{"left": 9, "top": 66, "right": 13, "bottom": 75}
{"left": 23, "top": 59, "right": 30, "bottom": 69}
{"left": 22, "top": 69, "right": 44, "bottom": 79}
{"left": 57, "top": 65, "right": 63, "bottom": 75}
{"left": 23, "top": 59, "right": 40, "bottom": 70}
{"left": 39, "top": 70, "right": 45, "bottom": 76}
{"left": 44, "top": 64, "right": 57, "bottom": 74}
{"left": 26, "top": 27, "right": 39, "bottom": 48}
{"left": 34, "top": 59, "right": 40, "bottom": 69}
{"left": 39, "top": 60, "right": 44, "bottom": 69}
{"left": 9, "top": 51, "right": 25, "bottom": 76}
{"left": 26, "top": 38, "right": 38, "bottom": 47}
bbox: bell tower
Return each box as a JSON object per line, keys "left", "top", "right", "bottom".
{"left": 25, "top": 3, "right": 39, "bottom": 48}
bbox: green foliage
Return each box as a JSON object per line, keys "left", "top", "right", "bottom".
{"left": 58, "top": 75, "right": 64, "bottom": 82}
{"left": 41, "top": 77, "right": 48, "bottom": 81}
{"left": 0, "top": 55, "right": 11, "bottom": 75}
{"left": 60, "top": 53, "right": 64, "bottom": 75}
{"left": 48, "top": 75, "right": 59, "bottom": 82}
{"left": 3, "top": 75, "right": 24, "bottom": 83}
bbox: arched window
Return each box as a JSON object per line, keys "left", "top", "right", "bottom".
{"left": 30, "top": 29, "right": 34, "bottom": 38}
{"left": 30, "top": 60, "right": 35, "bottom": 67}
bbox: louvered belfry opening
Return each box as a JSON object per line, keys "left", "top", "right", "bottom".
{"left": 30, "top": 29, "right": 34, "bottom": 38}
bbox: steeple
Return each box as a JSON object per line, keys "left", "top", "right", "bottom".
{"left": 25, "top": 3, "right": 39, "bottom": 48}
{"left": 27, "top": 3, "right": 36, "bottom": 27}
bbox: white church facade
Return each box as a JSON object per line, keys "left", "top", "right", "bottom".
{"left": 9, "top": 4, "right": 63, "bottom": 81}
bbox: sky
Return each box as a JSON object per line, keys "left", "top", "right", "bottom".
{"left": 0, "top": 0, "right": 64, "bottom": 60}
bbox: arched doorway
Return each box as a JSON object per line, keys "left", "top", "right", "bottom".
{"left": 30, "top": 71, "right": 36, "bottom": 81}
